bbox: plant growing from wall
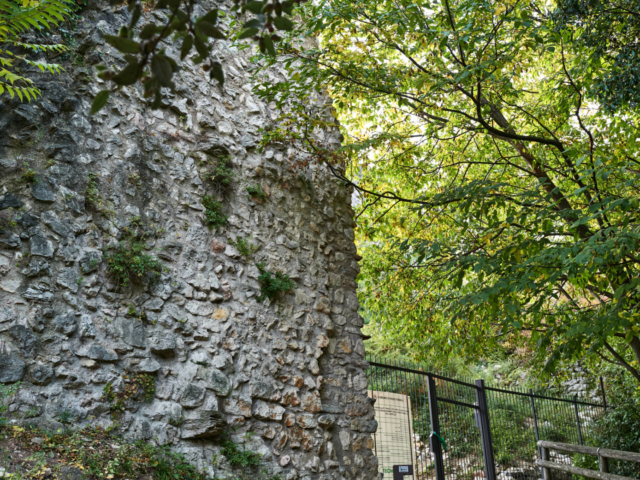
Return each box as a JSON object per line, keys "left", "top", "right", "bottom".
{"left": 103, "top": 220, "right": 163, "bottom": 287}
{"left": 256, "top": 262, "right": 296, "bottom": 302}
{"left": 203, "top": 155, "right": 234, "bottom": 197}
{"left": 18, "top": 163, "right": 37, "bottom": 184}
{"left": 0, "top": 0, "right": 72, "bottom": 102}
{"left": 202, "top": 195, "right": 227, "bottom": 229}
{"left": 246, "top": 184, "right": 267, "bottom": 201}
{"left": 102, "top": 372, "right": 156, "bottom": 413}
{"left": 85, "top": 173, "right": 114, "bottom": 218}
{"left": 230, "top": 236, "right": 259, "bottom": 259}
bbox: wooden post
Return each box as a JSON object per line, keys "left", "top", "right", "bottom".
{"left": 598, "top": 448, "right": 610, "bottom": 474}
{"left": 540, "top": 444, "right": 551, "bottom": 480}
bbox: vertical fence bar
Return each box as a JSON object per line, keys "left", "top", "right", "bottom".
{"left": 573, "top": 395, "right": 583, "bottom": 445}
{"left": 529, "top": 389, "right": 541, "bottom": 459}
{"left": 540, "top": 444, "right": 551, "bottom": 480}
{"left": 475, "top": 379, "right": 497, "bottom": 480}
{"left": 600, "top": 376, "right": 607, "bottom": 410}
{"left": 427, "top": 375, "right": 445, "bottom": 480}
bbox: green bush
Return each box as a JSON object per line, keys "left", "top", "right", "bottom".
{"left": 203, "top": 155, "right": 234, "bottom": 196}
{"left": 104, "top": 220, "right": 163, "bottom": 287}
{"left": 575, "top": 401, "right": 640, "bottom": 478}
{"left": 202, "top": 195, "right": 227, "bottom": 229}
{"left": 256, "top": 263, "right": 296, "bottom": 302}
{"left": 246, "top": 184, "right": 267, "bottom": 200}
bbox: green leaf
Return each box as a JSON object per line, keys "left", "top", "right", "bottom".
{"left": 243, "top": 19, "right": 262, "bottom": 29}
{"left": 244, "top": 1, "right": 264, "bottom": 14}
{"left": 210, "top": 61, "right": 224, "bottom": 87}
{"left": 151, "top": 56, "right": 173, "bottom": 87}
{"left": 139, "top": 23, "right": 158, "bottom": 40}
{"left": 238, "top": 27, "right": 259, "bottom": 39}
{"left": 111, "top": 63, "right": 142, "bottom": 85}
{"left": 90, "top": 90, "right": 110, "bottom": 115}
{"left": 198, "top": 8, "right": 218, "bottom": 25}
{"left": 197, "top": 22, "right": 226, "bottom": 39}
{"left": 180, "top": 34, "right": 193, "bottom": 60}
{"left": 273, "top": 16, "right": 293, "bottom": 31}
{"left": 194, "top": 35, "right": 209, "bottom": 59}
{"left": 103, "top": 35, "right": 141, "bottom": 54}
{"left": 263, "top": 34, "right": 276, "bottom": 56}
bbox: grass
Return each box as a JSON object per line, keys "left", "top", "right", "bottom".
{"left": 256, "top": 263, "right": 296, "bottom": 302}
{"left": 246, "top": 185, "right": 267, "bottom": 200}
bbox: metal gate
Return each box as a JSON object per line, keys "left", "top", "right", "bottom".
{"left": 366, "top": 355, "right": 607, "bottom": 480}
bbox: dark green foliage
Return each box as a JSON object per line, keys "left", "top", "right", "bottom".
{"left": 91, "top": 0, "right": 305, "bottom": 113}
{"left": 103, "top": 220, "right": 163, "bottom": 287}
{"left": 202, "top": 195, "right": 228, "bottom": 228}
{"left": 575, "top": 401, "right": 640, "bottom": 478}
{"left": 246, "top": 184, "right": 267, "bottom": 200}
{"left": 203, "top": 155, "right": 234, "bottom": 196}
{"left": 19, "top": 163, "right": 36, "bottom": 184}
{"left": 221, "top": 439, "right": 262, "bottom": 468}
{"left": 256, "top": 262, "right": 296, "bottom": 302}
{"left": 554, "top": 0, "right": 640, "bottom": 112}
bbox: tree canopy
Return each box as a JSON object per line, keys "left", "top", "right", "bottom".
{"left": 257, "top": 0, "right": 640, "bottom": 384}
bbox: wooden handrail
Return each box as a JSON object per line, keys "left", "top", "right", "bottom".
{"left": 538, "top": 441, "right": 640, "bottom": 463}
{"left": 537, "top": 440, "right": 640, "bottom": 480}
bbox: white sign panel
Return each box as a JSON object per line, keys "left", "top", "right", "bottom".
{"left": 369, "top": 391, "right": 416, "bottom": 479}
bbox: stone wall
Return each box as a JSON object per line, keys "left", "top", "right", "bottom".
{"left": 0, "top": 3, "right": 378, "bottom": 479}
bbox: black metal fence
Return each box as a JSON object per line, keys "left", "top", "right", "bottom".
{"left": 366, "top": 355, "right": 607, "bottom": 480}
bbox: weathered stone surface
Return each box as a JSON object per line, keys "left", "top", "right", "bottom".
{"left": 85, "top": 343, "right": 118, "bottom": 362}
{"left": 180, "top": 384, "right": 206, "bottom": 408}
{"left": 30, "top": 178, "right": 56, "bottom": 202}
{"left": 252, "top": 400, "right": 286, "bottom": 421}
{"left": 180, "top": 410, "right": 226, "bottom": 439}
{"left": 0, "top": 193, "right": 22, "bottom": 210}
{"left": 30, "top": 234, "right": 54, "bottom": 258}
{"left": 0, "top": 7, "right": 376, "bottom": 478}
{"left": 29, "top": 364, "right": 54, "bottom": 386}
{"left": 0, "top": 354, "right": 26, "bottom": 383}
{"left": 149, "top": 335, "right": 176, "bottom": 358}
{"left": 198, "top": 366, "right": 230, "bottom": 396}
{"left": 8, "top": 325, "right": 38, "bottom": 357}
{"left": 115, "top": 316, "right": 146, "bottom": 348}
{"left": 53, "top": 312, "right": 77, "bottom": 336}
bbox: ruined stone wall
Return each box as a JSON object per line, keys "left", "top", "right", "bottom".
{"left": 0, "top": 4, "right": 378, "bottom": 479}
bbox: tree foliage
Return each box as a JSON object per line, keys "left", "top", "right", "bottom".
{"left": 257, "top": 0, "right": 640, "bottom": 384}
{"left": 91, "top": 0, "right": 304, "bottom": 114}
{"left": 0, "top": 0, "right": 72, "bottom": 101}
{"left": 553, "top": 0, "right": 640, "bottom": 112}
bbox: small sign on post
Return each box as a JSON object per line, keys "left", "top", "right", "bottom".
{"left": 393, "top": 465, "right": 414, "bottom": 480}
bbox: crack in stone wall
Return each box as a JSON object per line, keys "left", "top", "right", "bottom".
{"left": 0, "top": 3, "right": 379, "bottom": 479}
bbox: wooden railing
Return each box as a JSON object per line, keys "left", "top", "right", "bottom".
{"left": 536, "top": 440, "right": 640, "bottom": 480}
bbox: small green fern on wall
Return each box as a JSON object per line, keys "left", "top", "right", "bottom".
{"left": 0, "top": 0, "right": 73, "bottom": 101}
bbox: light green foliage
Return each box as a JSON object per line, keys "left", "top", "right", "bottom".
{"left": 85, "top": 173, "right": 114, "bottom": 218}
{"left": 101, "top": 372, "right": 156, "bottom": 412}
{"left": 246, "top": 184, "right": 267, "bottom": 200}
{"left": 231, "top": 236, "right": 259, "bottom": 258}
{"left": 256, "top": 262, "right": 295, "bottom": 302}
{"left": 103, "top": 219, "right": 163, "bottom": 287}
{"left": 202, "top": 195, "right": 227, "bottom": 229}
{"left": 0, "top": 0, "right": 72, "bottom": 102}
{"left": 18, "top": 163, "right": 36, "bottom": 184}
{"left": 257, "top": 0, "right": 640, "bottom": 385}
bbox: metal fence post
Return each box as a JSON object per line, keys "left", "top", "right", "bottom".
{"left": 540, "top": 444, "right": 551, "bottom": 480}
{"left": 600, "top": 376, "right": 607, "bottom": 410}
{"left": 475, "top": 379, "right": 497, "bottom": 480}
{"left": 427, "top": 375, "right": 445, "bottom": 480}
{"left": 573, "top": 395, "right": 583, "bottom": 445}
{"left": 529, "top": 389, "right": 541, "bottom": 458}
